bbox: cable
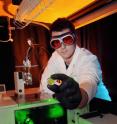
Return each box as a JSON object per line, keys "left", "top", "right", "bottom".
{"left": 0, "top": 39, "right": 13, "bottom": 42}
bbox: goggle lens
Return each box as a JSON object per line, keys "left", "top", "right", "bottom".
{"left": 51, "top": 40, "right": 61, "bottom": 49}
{"left": 51, "top": 35, "right": 74, "bottom": 49}
{"left": 63, "top": 35, "right": 74, "bottom": 45}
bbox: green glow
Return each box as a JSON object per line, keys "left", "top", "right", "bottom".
{"left": 15, "top": 110, "right": 34, "bottom": 124}
{"left": 41, "top": 98, "right": 59, "bottom": 103}
{"left": 25, "top": 118, "right": 34, "bottom": 124}
{"left": 47, "top": 104, "right": 64, "bottom": 119}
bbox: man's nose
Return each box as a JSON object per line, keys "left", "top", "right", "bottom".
{"left": 61, "top": 42, "right": 66, "bottom": 49}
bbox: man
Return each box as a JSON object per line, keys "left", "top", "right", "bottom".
{"left": 40, "top": 18, "right": 111, "bottom": 110}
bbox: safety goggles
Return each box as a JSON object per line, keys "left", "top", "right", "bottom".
{"left": 50, "top": 32, "right": 74, "bottom": 49}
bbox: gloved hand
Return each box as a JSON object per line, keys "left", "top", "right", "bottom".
{"left": 47, "top": 74, "right": 82, "bottom": 109}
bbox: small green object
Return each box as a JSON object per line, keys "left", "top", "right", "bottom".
{"left": 48, "top": 78, "right": 62, "bottom": 86}
{"left": 48, "top": 78, "right": 55, "bottom": 85}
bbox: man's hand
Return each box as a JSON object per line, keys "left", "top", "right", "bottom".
{"left": 47, "top": 74, "right": 82, "bottom": 109}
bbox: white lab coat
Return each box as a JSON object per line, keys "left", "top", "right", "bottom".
{"left": 40, "top": 46, "right": 111, "bottom": 102}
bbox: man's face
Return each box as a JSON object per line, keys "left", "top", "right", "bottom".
{"left": 51, "top": 29, "right": 76, "bottom": 62}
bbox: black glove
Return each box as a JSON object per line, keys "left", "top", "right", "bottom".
{"left": 47, "top": 74, "right": 82, "bottom": 109}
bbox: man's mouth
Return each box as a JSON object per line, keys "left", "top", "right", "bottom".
{"left": 61, "top": 50, "right": 67, "bottom": 54}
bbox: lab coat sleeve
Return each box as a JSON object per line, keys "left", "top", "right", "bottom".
{"left": 77, "top": 49, "right": 102, "bottom": 102}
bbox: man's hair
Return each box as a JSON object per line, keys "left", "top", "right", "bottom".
{"left": 49, "top": 18, "right": 75, "bottom": 36}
